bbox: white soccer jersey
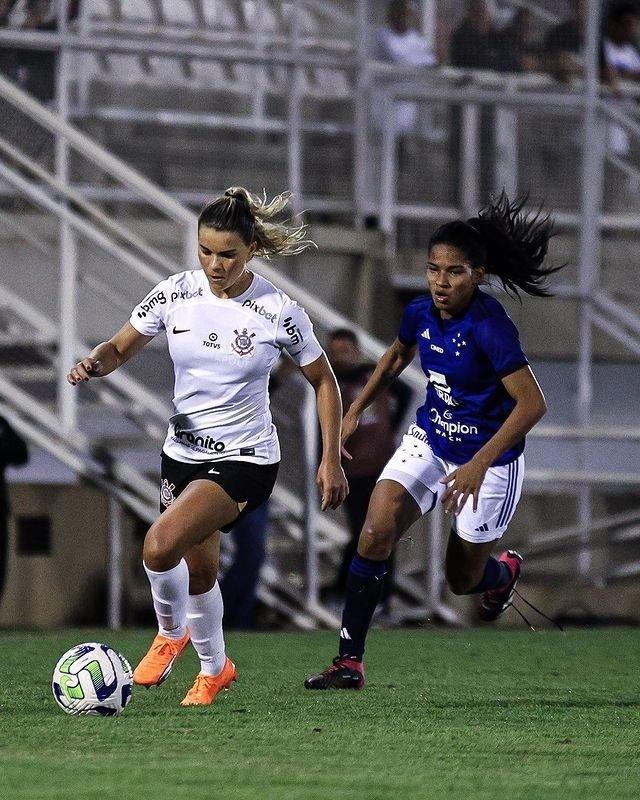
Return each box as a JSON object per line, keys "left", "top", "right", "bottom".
{"left": 129, "top": 269, "right": 324, "bottom": 464}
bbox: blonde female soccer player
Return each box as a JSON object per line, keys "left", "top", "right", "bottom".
{"left": 68, "top": 188, "right": 348, "bottom": 706}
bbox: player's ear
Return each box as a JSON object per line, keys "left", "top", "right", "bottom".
{"left": 472, "top": 265, "right": 485, "bottom": 284}
{"left": 246, "top": 241, "right": 258, "bottom": 262}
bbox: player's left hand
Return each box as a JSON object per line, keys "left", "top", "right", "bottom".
{"left": 439, "top": 457, "right": 488, "bottom": 515}
{"left": 317, "top": 460, "right": 349, "bottom": 511}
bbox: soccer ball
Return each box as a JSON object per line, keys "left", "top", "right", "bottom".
{"left": 52, "top": 642, "right": 133, "bottom": 716}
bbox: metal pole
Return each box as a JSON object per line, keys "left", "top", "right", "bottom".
{"left": 302, "top": 382, "right": 320, "bottom": 610}
{"left": 354, "top": 0, "right": 370, "bottom": 225}
{"left": 56, "top": 0, "right": 77, "bottom": 434}
{"left": 380, "top": 90, "right": 398, "bottom": 256}
{"left": 494, "top": 105, "right": 518, "bottom": 196}
{"left": 426, "top": 501, "right": 444, "bottom": 612}
{"left": 577, "top": 0, "right": 604, "bottom": 580}
{"left": 420, "top": 0, "right": 436, "bottom": 52}
{"left": 107, "top": 496, "right": 123, "bottom": 630}
{"left": 287, "top": 0, "right": 303, "bottom": 216}
{"left": 459, "top": 103, "right": 480, "bottom": 218}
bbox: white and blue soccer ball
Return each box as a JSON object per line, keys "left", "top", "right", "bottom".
{"left": 52, "top": 642, "right": 133, "bottom": 716}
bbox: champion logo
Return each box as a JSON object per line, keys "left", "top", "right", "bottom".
{"left": 339, "top": 627, "right": 351, "bottom": 640}
{"left": 421, "top": 329, "right": 430, "bottom": 340}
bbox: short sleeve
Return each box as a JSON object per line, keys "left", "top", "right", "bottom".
{"left": 397, "top": 302, "right": 418, "bottom": 346}
{"left": 475, "top": 311, "right": 529, "bottom": 378}
{"left": 276, "top": 299, "right": 324, "bottom": 367}
{"left": 129, "top": 280, "right": 170, "bottom": 337}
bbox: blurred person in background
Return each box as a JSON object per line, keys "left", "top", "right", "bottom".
{"left": 496, "top": 8, "right": 540, "bottom": 72}
{"left": 13, "top": 0, "right": 81, "bottom": 102}
{"left": 450, "top": 0, "right": 502, "bottom": 70}
{"left": 602, "top": 2, "right": 640, "bottom": 156}
{"left": 602, "top": 2, "right": 640, "bottom": 81}
{"left": 372, "top": 0, "right": 437, "bottom": 142}
{"left": 0, "top": 416, "right": 29, "bottom": 605}
{"left": 219, "top": 501, "right": 270, "bottom": 630}
{"left": 543, "top": 0, "right": 585, "bottom": 83}
{"left": 326, "top": 328, "right": 411, "bottom": 617}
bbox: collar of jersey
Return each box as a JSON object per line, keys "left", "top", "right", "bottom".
{"left": 198, "top": 268, "right": 258, "bottom": 302}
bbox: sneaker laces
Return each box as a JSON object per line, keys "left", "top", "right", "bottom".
{"left": 151, "top": 639, "right": 181, "bottom": 656}
{"left": 511, "top": 588, "right": 564, "bottom": 633}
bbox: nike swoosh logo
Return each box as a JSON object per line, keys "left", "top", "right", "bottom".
{"left": 208, "top": 468, "right": 221, "bottom": 475}
{"left": 172, "top": 327, "right": 190, "bottom": 334}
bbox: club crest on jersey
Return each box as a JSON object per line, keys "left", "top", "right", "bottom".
{"left": 231, "top": 328, "right": 256, "bottom": 357}
{"left": 160, "top": 479, "right": 176, "bottom": 508}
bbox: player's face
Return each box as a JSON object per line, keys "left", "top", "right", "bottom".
{"left": 426, "top": 243, "right": 484, "bottom": 318}
{"left": 198, "top": 227, "right": 256, "bottom": 296}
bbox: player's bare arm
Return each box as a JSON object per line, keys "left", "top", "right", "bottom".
{"left": 67, "top": 322, "right": 153, "bottom": 385}
{"left": 342, "top": 338, "right": 416, "bottom": 457}
{"left": 300, "top": 353, "right": 349, "bottom": 511}
{"left": 440, "top": 366, "right": 547, "bottom": 515}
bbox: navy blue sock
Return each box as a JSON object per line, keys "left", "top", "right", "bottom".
{"left": 338, "top": 554, "right": 387, "bottom": 660}
{"left": 468, "top": 557, "right": 511, "bottom": 594}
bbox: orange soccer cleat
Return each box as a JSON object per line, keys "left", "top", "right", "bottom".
{"left": 180, "top": 657, "right": 238, "bottom": 706}
{"left": 133, "top": 630, "right": 191, "bottom": 688}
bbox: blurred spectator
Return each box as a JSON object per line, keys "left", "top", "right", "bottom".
{"left": 373, "top": 0, "right": 437, "bottom": 135}
{"left": 15, "top": 1, "right": 81, "bottom": 102}
{"left": 326, "top": 328, "right": 411, "bottom": 614}
{"left": 602, "top": 2, "right": 640, "bottom": 156}
{"left": 0, "top": 416, "right": 29, "bottom": 605}
{"left": 220, "top": 501, "right": 270, "bottom": 629}
{"left": 497, "top": 8, "right": 540, "bottom": 72}
{"left": 602, "top": 1, "right": 640, "bottom": 82}
{"left": 450, "top": 0, "right": 502, "bottom": 70}
{"left": 374, "top": 0, "right": 437, "bottom": 69}
{"left": 543, "top": 0, "right": 585, "bottom": 82}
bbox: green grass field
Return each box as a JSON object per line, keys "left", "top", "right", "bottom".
{"left": 1, "top": 628, "right": 639, "bottom": 800}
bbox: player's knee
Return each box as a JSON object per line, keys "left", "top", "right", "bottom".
{"left": 188, "top": 563, "right": 218, "bottom": 595}
{"left": 143, "top": 521, "right": 181, "bottom": 571}
{"left": 358, "top": 521, "right": 396, "bottom": 560}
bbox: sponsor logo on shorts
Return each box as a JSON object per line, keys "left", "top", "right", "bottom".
{"left": 408, "top": 424, "right": 429, "bottom": 443}
{"left": 231, "top": 328, "right": 256, "bottom": 357}
{"left": 429, "top": 407, "right": 478, "bottom": 442}
{"left": 202, "top": 331, "right": 221, "bottom": 349}
{"left": 160, "top": 478, "right": 176, "bottom": 508}
{"left": 242, "top": 299, "right": 277, "bottom": 323}
{"left": 283, "top": 316, "right": 303, "bottom": 347}
{"left": 172, "top": 423, "right": 226, "bottom": 453}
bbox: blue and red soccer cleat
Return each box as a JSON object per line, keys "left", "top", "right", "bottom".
{"left": 478, "top": 550, "right": 523, "bottom": 622}
{"left": 304, "top": 656, "right": 365, "bottom": 690}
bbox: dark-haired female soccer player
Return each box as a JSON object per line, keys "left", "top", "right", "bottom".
{"left": 306, "top": 193, "right": 560, "bottom": 690}
{"left": 68, "top": 187, "right": 348, "bottom": 706}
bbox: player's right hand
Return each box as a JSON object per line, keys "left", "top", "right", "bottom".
{"left": 340, "top": 409, "right": 360, "bottom": 461}
{"left": 67, "top": 357, "right": 100, "bottom": 385}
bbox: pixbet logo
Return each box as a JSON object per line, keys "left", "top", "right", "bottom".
{"left": 202, "top": 332, "right": 221, "bottom": 349}
{"left": 242, "top": 299, "right": 276, "bottom": 323}
{"left": 170, "top": 287, "right": 203, "bottom": 302}
{"left": 283, "top": 316, "right": 303, "bottom": 346}
{"left": 173, "top": 423, "right": 225, "bottom": 453}
{"left": 137, "top": 290, "right": 166, "bottom": 318}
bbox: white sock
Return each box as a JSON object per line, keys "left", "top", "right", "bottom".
{"left": 186, "top": 581, "right": 226, "bottom": 676}
{"left": 144, "top": 559, "right": 189, "bottom": 639}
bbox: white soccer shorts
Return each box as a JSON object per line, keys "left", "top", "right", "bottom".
{"left": 377, "top": 424, "right": 524, "bottom": 544}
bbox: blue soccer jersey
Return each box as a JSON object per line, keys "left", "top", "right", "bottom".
{"left": 397, "top": 289, "right": 529, "bottom": 466}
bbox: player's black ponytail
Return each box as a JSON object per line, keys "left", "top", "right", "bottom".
{"left": 429, "top": 192, "right": 563, "bottom": 298}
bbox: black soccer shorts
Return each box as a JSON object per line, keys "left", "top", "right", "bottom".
{"left": 160, "top": 452, "right": 279, "bottom": 532}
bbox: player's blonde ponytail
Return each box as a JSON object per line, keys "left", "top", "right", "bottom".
{"left": 198, "top": 187, "right": 316, "bottom": 258}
